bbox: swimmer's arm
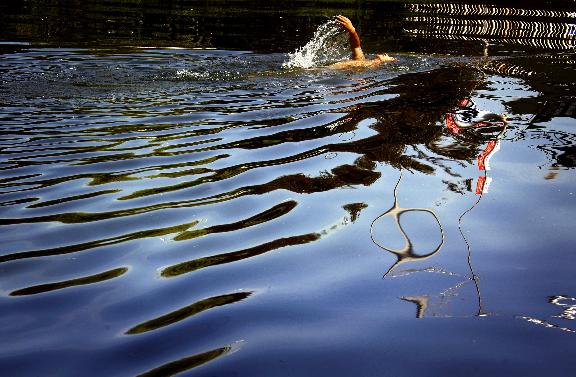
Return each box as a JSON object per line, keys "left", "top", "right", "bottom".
{"left": 335, "top": 15, "right": 365, "bottom": 60}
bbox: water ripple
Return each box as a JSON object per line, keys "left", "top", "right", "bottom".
{"left": 1, "top": 42, "right": 574, "bottom": 376}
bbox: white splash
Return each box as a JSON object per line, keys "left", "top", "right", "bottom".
{"left": 282, "top": 20, "right": 350, "bottom": 69}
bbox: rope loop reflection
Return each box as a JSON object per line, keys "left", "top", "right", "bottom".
{"left": 370, "top": 170, "right": 445, "bottom": 276}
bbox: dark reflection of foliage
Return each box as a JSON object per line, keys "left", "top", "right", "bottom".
{"left": 136, "top": 345, "right": 232, "bottom": 377}
{"left": 118, "top": 148, "right": 334, "bottom": 200}
{"left": 9, "top": 267, "right": 128, "bottom": 296}
{"left": 0, "top": 140, "right": 127, "bottom": 163}
{"left": 509, "top": 124, "right": 576, "bottom": 170}
{"left": 0, "top": 202, "right": 191, "bottom": 225}
{"left": 174, "top": 200, "right": 297, "bottom": 241}
{"left": 533, "top": 132, "right": 576, "bottom": 169}
{"left": 253, "top": 165, "right": 381, "bottom": 194}
{"left": 26, "top": 189, "right": 120, "bottom": 209}
{"left": 240, "top": 66, "right": 485, "bottom": 196}
{"left": 118, "top": 175, "right": 209, "bottom": 200}
{"left": 329, "top": 68, "right": 481, "bottom": 171}
{"left": 553, "top": 146, "right": 576, "bottom": 168}
{"left": 162, "top": 233, "right": 320, "bottom": 277}
{"left": 186, "top": 66, "right": 486, "bottom": 199}
{"left": 0, "top": 197, "right": 38, "bottom": 207}
{"left": 0, "top": 221, "right": 199, "bottom": 263}
{"left": 486, "top": 56, "right": 575, "bottom": 114}
{"left": 531, "top": 99, "right": 576, "bottom": 125}
{"left": 343, "top": 203, "right": 368, "bottom": 223}
{"left": 0, "top": 201, "right": 297, "bottom": 262}
{"left": 148, "top": 167, "right": 210, "bottom": 179}
{"left": 0, "top": 65, "right": 488, "bottom": 230}
{"left": 443, "top": 179, "right": 473, "bottom": 195}
{"left": 484, "top": 55, "right": 576, "bottom": 170}
{"left": 126, "top": 292, "right": 252, "bottom": 335}
{"left": 1, "top": 155, "right": 226, "bottom": 192}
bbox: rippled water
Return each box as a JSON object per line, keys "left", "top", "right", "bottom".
{"left": 1, "top": 2, "right": 576, "bottom": 376}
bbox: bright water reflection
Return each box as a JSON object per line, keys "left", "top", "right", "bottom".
{"left": 1, "top": 2, "right": 576, "bottom": 376}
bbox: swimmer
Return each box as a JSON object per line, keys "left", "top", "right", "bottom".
{"left": 330, "top": 15, "right": 396, "bottom": 69}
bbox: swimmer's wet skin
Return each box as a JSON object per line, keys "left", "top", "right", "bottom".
{"left": 330, "top": 15, "right": 396, "bottom": 69}
{"left": 329, "top": 53, "right": 396, "bottom": 69}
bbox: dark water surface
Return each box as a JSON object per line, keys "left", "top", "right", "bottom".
{"left": 1, "top": 1, "right": 575, "bottom": 376}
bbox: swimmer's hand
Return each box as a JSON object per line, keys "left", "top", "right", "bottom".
{"left": 376, "top": 54, "right": 397, "bottom": 62}
{"left": 334, "top": 15, "right": 356, "bottom": 34}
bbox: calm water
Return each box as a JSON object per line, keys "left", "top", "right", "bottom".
{"left": 1, "top": 1, "right": 575, "bottom": 376}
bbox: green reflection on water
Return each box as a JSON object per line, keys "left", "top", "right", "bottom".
{"left": 126, "top": 292, "right": 252, "bottom": 335}
{"left": 9, "top": 267, "right": 128, "bottom": 296}
{"left": 162, "top": 233, "right": 320, "bottom": 277}
{"left": 174, "top": 200, "right": 298, "bottom": 241}
{"left": 136, "top": 344, "right": 235, "bottom": 377}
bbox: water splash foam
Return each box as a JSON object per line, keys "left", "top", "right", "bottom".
{"left": 282, "top": 20, "right": 350, "bottom": 69}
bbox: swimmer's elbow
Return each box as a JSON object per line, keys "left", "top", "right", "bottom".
{"left": 352, "top": 47, "right": 365, "bottom": 60}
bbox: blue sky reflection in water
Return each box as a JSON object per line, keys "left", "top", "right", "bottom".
{"left": 0, "top": 1, "right": 576, "bottom": 376}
